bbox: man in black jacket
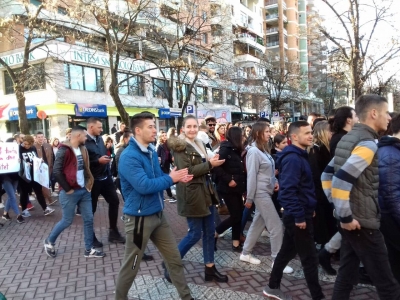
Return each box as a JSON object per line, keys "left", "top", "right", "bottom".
{"left": 86, "top": 117, "right": 125, "bottom": 246}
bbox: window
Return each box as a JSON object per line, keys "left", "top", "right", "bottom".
{"left": 176, "top": 82, "right": 190, "bottom": 101}
{"left": 153, "top": 78, "right": 169, "bottom": 98}
{"left": 58, "top": 6, "right": 68, "bottom": 15}
{"left": 196, "top": 86, "right": 208, "bottom": 103}
{"left": 202, "top": 11, "right": 207, "bottom": 21}
{"left": 64, "top": 64, "right": 103, "bottom": 92}
{"left": 118, "top": 73, "right": 145, "bottom": 96}
{"left": 226, "top": 91, "right": 235, "bottom": 105}
{"left": 201, "top": 33, "right": 208, "bottom": 44}
{"left": 30, "top": 0, "right": 42, "bottom": 6}
{"left": 212, "top": 89, "right": 223, "bottom": 104}
{"left": 4, "top": 64, "right": 46, "bottom": 95}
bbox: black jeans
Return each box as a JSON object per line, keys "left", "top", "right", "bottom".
{"left": 381, "top": 214, "right": 400, "bottom": 284}
{"left": 215, "top": 192, "right": 244, "bottom": 241}
{"left": 19, "top": 178, "right": 47, "bottom": 211}
{"left": 161, "top": 166, "right": 172, "bottom": 197}
{"left": 91, "top": 176, "right": 120, "bottom": 230}
{"left": 269, "top": 215, "right": 324, "bottom": 300}
{"left": 332, "top": 227, "right": 400, "bottom": 300}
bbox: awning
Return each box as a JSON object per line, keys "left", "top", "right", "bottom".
{"left": 36, "top": 103, "right": 75, "bottom": 115}
{"left": 107, "top": 107, "right": 160, "bottom": 117}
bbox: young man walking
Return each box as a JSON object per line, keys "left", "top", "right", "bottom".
{"left": 86, "top": 117, "right": 125, "bottom": 246}
{"left": 44, "top": 126, "right": 105, "bottom": 258}
{"left": 263, "top": 121, "right": 324, "bottom": 300}
{"left": 322, "top": 94, "right": 400, "bottom": 300}
{"left": 115, "top": 112, "right": 196, "bottom": 300}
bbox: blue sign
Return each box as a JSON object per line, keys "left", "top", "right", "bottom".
{"left": 170, "top": 108, "right": 182, "bottom": 117}
{"left": 273, "top": 111, "right": 279, "bottom": 117}
{"left": 8, "top": 105, "right": 37, "bottom": 121}
{"left": 259, "top": 111, "right": 269, "bottom": 118}
{"left": 158, "top": 108, "right": 171, "bottom": 119}
{"left": 186, "top": 105, "right": 194, "bottom": 114}
{"left": 75, "top": 104, "right": 107, "bottom": 117}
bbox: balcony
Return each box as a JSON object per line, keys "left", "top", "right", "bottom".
{"left": 160, "top": 0, "right": 180, "bottom": 15}
{"left": 209, "top": 15, "right": 222, "bottom": 24}
{"left": 266, "top": 40, "right": 288, "bottom": 49}
{"left": 265, "top": 13, "right": 287, "bottom": 24}
{"left": 265, "top": 27, "right": 287, "bottom": 36}
{"left": 236, "top": 33, "right": 266, "bottom": 52}
{"left": 265, "top": 0, "right": 286, "bottom": 10}
{"left": 234, "top": 54, "right": 260, "bottom": 64}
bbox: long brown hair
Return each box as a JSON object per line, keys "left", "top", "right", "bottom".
{"left": 250, "top": 122, "right": 269, "bottom": 152}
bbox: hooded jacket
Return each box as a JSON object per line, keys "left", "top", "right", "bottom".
{"left": 119, "top": 137, "right": 172, "bottom": 217}
{"left": 378, "top": 135, "right": 400, "bottom": 227}
{"left": 53, "top": 141, "right": 94, "bottom": 192}
{"left": 276, "top": 144, "right": 317, "bottom": 223}
{"left": 168, "top": 136, "right": 212, "bottom": 218}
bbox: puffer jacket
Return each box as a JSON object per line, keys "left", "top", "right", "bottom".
{"left": 168, "top": 136, "right": 212, "bottom": 218}
{"left": 213, "top": 140, "right": 246, "bottom": 194}
{"left": 378, "top": 136, "right": 400, "bottom": 227}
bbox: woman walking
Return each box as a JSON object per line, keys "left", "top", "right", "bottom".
{"left": 168, "top": 115, "right": 228, "bottom": 283}
{"left": 239, "top": 123, "right": 293, "bottom": 273}
{"left": 214, "top": 127, "right": 246, "bottom": 252}
{"left": 19, "top": 135, "right": 54, "bottom": 218}
{"left": 156, "top": 131, "right": 176, "bottom": 202}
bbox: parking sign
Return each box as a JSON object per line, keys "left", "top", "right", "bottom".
{"left": 186, "top": 105, "right": 194, "bottom": 114}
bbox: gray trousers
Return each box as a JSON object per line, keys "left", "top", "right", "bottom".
{"left": 115, "top": 212, "right": 192, "bottom": 300}
{"left": 325, "top": 231, "right": 342, "bottom": 253}
{"left": 242, "top": 195, "right": 284, "bottom": 258}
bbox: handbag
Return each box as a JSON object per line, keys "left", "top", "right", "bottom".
{"left": 206, "top": 174, "right": 220, "bottom": 205}
{"left": 19, "top": 160, "right": 32, "bottom": 183}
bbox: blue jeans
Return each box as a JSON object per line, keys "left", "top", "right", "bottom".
{"left": 2, "top": 179, "right": 19, "bottom": 215}
{"left": 48, "top": 188, "right": 94, "bottom": 250}
{"left": 178, "top": 206, "right": 215, "bottom": 264}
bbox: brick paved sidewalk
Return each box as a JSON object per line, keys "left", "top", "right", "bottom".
{"left": 0, "top": 196, "right": 379, "bottom": 300}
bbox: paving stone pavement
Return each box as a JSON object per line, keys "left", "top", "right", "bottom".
{"left": 0, "top": 194, "right": 379, "bottom": 300}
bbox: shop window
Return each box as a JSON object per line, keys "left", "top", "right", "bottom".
{"left": 196, "top": 86, "right": 208, "bottom": 103}
{"left": 176, "top": 82, "right": 190, "bottom": 101}
{"left": 212, "top": 89, "right": 223, "bottom": 104}
{"left": 153, "top": 78, "right": 169, "bottom": 98}
{"left": 4, "top": 63, "right": 46, "bottom": 95}
{"left": 226, "top": 91, "right": 235, "bottom": 105}
{"left": 118, "top": 73, "right": 145, "bottom": 96}
{"left": 64, "top": 63, "right": 104, "bottom": 92}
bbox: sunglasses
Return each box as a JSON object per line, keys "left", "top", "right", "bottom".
{"left": 208, "top": 124, "right": 216, "bottom": 127}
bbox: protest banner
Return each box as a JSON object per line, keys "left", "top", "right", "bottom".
{"left": 33, "top": 156, "right": 49, "bottom": 188}
{"left": 0, "top": 142, "right": 19, "bottom": 174}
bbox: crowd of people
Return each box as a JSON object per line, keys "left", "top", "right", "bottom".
{"left": 1, "top": 94, "right": 400, "bottom": 300}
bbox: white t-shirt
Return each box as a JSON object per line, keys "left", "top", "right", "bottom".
{"left": 73, "top": 147, "right": 85, "bottom": 188}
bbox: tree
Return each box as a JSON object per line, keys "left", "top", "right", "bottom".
{"left": 0, "top": 0, "right": 73, "bottom": 133}
{"left": 320, "top": 0, "right": 400, "bottom": 100}
{"left": 137, "top": 0, "right": 232, "bottom": 129}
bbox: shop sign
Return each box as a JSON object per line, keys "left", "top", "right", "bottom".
{"left": 158, "top": 108, "right": 171, "bottom": 119}
{"left": 8, "top": 106, "right": 38, "bottom": 121}
{"left": 170, "top": 108, "right": 182, "bottom": 117}
{"left": 75, "top": 104, "right": 107, "bottom": 117}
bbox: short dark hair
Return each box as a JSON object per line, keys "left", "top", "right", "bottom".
{"left": 288, "top": 121, "right": 310, "bottom": 136}
{"left": 130, "top": 112, "right": 155, "bottom": 135}
{"left": 113, "top": 124, "right": 116, "bottom": 126}
{"left": 309, "top": 112, "right": 319, "bottom": 117}
{"left": 6, "top": 137, "right": 14, "bottom": 142}
{"left": 355, "top": 94, "right": 388, "bottom": 121}
{"left": 36, "top": 131, "right": 44, "bottom": 136}
{"left": 329, "top": 106, "right": 353, "bottom": 133}
{"left": 87, "top": 117, "right": 102, "bottom": 125}
{"left": 273, "top": 134, "right": 287, "bottom": 146}
{"left": 71, "top": 125, "right": 87, "bottom": 133}
{"left": 390, "top": 113, "right": 400, "bottom": 135}
{"left": 313, "top": 117, "right": 327, "bottom": 128}
{"left": 257, "top": 117, "right": 271, "bottom": 124}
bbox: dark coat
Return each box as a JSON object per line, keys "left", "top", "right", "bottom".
{"left": 329, "top": 129, "right": 348, "bottom": 158}
{"left": 276, "top": 144, "right": 317, "bottom": 223}
{"left": 156, "top": 143, "right": 172, "bottom": 173}
{"left": 378, "top": 136, "right": 400, "bottom": 227}
{"left": 168, "top": 137, "right": 212, "bottom": 218}
{"left": 213, "top": 140, "right": 246, "bottom": 194}
{"left": 85, "top": 135, "right": 110, "bottom": 180}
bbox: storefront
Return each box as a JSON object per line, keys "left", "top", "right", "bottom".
{"left": 68, "top": 103, "right": 109, "bottom": 133}
{"left": 5, "top": 105, "right": 50, "bottom": 137}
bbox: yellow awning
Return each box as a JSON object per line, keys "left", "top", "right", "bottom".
{"left": 107, "top": 107, "right": 159, "bottom": 117}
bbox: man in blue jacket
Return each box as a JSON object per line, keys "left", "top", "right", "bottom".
{"left": 263, "top": 121, "right": 324, "bottom": 300}
{"left": 114, "top": 112, "right": 195, "bottom": 300}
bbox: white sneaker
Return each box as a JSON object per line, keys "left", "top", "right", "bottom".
{"left": 218, "top": 227, "right": 232, "bottom": 238}
{"left": 0, "top": 203, "right": 4, "bottom": 209}
{"left": 261, "top": 229, "right": 270, "bottom": 237}
{"left": 29, "top": 195, "right": 36, "bottom": 201}
{"left": 44, "top": 207, "right": 55, "bottom": 216}
{"left": 240, "top": 253, "right": 261, "bottom": 265}
{"left": 271, "top": 261, "right": 294, "bottom": 274}
{"left": 51, "top": 192, "right": 58, "bottom": 197}
{"left": 21, "top": 210, "right": 31, "bottom": 218}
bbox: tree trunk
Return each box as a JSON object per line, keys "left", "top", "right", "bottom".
{"left": 15, "top": 84, "right": 29, "bottom": 134}
{"left": 109, "top": 83, "right": 129, "bottom": 125}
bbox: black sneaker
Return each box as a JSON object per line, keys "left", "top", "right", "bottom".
{"left": 84, "top": 248, "right": 106, "bottom": 258}
{"left": 76, "top": 208, "right": 81, "bottom": 216}
{"left": 109, "top": 229, "right": 126, "bottom": 244}
{"left": 263, "top": 285, "right": 292, "bottom": 300}
{"left": 2, "top": 213, "right": 11, "bottom": 221}
{"left": 92, "top": 238, "right": 103, "bottom": 248}
{"left": 16, "top": 215, "right": 25, "bottom": 224}
{"left": 44, "top": 239, "right": 57, "bottom": 258}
